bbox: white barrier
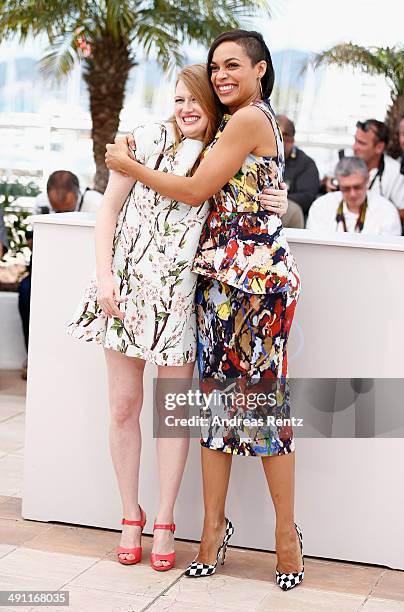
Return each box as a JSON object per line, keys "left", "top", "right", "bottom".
{"left": 22, "top": 213, "right": 404, "bottom": 569}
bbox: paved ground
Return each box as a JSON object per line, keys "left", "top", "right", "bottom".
{"left": 0, "top": 369, "right": 403, "bottom": 611}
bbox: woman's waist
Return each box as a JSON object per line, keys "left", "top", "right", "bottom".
{"left": 192, "top": 241, "right": 298, "bottom": 295}
{"left": 204, "top": 209, "right": 283, "bottom": 237}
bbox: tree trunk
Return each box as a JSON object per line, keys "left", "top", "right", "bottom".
{"left": 82, "top": 34, "right": 134, "bottom": 193}
{"left": 385, "top": 94, "right": 404, "bottom": 159}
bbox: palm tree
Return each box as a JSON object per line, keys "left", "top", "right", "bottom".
{"left": 0, "top": 0, "right": 270, "bottom": 191}
{"left": 313, "top": 43, "right": 404, "bottom": 158}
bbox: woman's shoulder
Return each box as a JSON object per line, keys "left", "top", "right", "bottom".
{"left": 226, "top": 103, "right": 272, "bottom": 132}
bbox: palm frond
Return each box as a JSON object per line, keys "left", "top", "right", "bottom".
{"left": 182, "top": 0, "right": 271, "bottom": 20}
{"left": 104, "top": 0, "right": 137, "bottom": 40}
{"left": 312, "top": 42, "right": 404, "bottom": 96}
{"left": 133, "top": 0, "right": 271, "bottom": 67}
{"left": 39, "top": 32, "right": 78, "bottom": 82}
{"left": 313, "top": 43, "right": 388, "bottom": 75}
{"left": 0, "top": 0, "right": 82, "bottom": 41}
{"left": 133, "top": 22, "right": 184, "bottom": 70}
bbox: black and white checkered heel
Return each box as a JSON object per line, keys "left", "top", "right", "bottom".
{"left": 276, "top": 523, "right": 304, "bottom": 591}
{"left": 185, "top": 518, "right": 234, "bottom": 577}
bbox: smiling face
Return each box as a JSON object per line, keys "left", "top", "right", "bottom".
{"left": 174, "top": 79, "right": 209, "bottom": 141}
{"left": 209, "top": 41, "right": 266, "bottom": 114}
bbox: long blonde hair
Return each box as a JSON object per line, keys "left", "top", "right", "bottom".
{"left": 169, "top": 63, "right": 222, "bottom": 153}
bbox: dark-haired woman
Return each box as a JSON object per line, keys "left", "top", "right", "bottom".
{"left": 105, "top": 30, "right": 303, "bottom": 591}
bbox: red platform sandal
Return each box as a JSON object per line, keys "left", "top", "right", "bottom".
{"left": 150, "top": 522, "right": 176, "bottom": 572}
{"left": 116, "top": 506, "right": 146, "bottom": 565}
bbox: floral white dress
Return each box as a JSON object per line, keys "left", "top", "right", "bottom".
{"left": 67, "top": 122, "right": 209, "bottom": 365}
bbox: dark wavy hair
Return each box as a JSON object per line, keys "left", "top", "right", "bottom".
{"left": 207, "top": 29, "right": 275, "bottom": 105}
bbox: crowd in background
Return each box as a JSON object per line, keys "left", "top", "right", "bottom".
{"left": 278, "top": 115, "right": 404, "bottom": 236}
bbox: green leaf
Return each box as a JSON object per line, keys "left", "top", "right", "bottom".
{"left": 84, "top": 311, "right": 96, "bottom": 321}
{"left": 39, "top": 32, "right": 78, "bottom": 82}
{"left": 110, "top": 317, "right": 123, "bottom": 330}
{"left": 310, "top": 43, "right": 404, "bottom": 95}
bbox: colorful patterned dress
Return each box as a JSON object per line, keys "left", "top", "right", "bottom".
{"left": 191, "top": 100, "right": 301, "bottom": 456}
{"left": 67, "top": 122, "right": 209, "bottom": 366}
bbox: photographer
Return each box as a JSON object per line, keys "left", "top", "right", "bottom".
{"left": 324, "top": 119, "right": 404, "bottom": 219}
{"left": 35, "top": 170, "right": 102, "bottom": 213}
{"left": 307, "top": 157, "right": 401, "bottom": 236}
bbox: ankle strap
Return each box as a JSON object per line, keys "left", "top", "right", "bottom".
{"left": 153, "top": 522, "right": 175, "bottom": 532}
{"left": 122, "top": 518, "right": 145, "bottom": 527}
{"left": 122, "top": 505, "right": 146, "bottom": 527}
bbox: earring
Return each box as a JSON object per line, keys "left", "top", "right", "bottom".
{"left": 258, "top": 77, "right": 263, "bottom": 98}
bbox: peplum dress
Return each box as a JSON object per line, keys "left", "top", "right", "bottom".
{"left": 191, "top": 100, "right": 301, "bottom": 456}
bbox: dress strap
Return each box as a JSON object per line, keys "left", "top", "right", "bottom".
{"left": 251, "top": 100, "right": 284, "bottom": 170}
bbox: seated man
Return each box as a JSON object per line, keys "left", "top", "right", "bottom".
{"left": 307, "top": 157, "right": 402, "bottom": 236}
{"left": 277, "top": 114, "right": 320, "bottom": 226}
{"left": 35, "top": 170, "right": 102, "bottom": 213}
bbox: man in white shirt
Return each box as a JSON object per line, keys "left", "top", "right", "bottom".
{"left": 35, "top": 170, "right": 103, "bottom": 213}
{"left": 307, "top": 157, "right": 402, "bottom": 236}
{"left": 353, "top": 120, "right": 404, "bottom": 218}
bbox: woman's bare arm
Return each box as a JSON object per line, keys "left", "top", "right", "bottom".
{"left": 105, "top": 107, "right": 277, "bottom": 206}
{"left": 95, "top": 171, "right": 135, "bottom": 280}
{"left": 94, "top": 171, "right": 136, "bottom": 320}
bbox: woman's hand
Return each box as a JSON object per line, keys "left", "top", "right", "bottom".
{"left": 114, "top": 133, "right": 137, "bottom": 159}
{"left": 115, "top": 133, "right": 137, "bottom": 158}
{"left": 258, "top": 181, "right": 288, "bottom": 216}
{"left": 97, "top": 273, "right": 127, "bottom": 320}
{"left": 105, "top": 140, "right": 135, "bottom": 174}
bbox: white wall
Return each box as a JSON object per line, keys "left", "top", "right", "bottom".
{"left": 22, "top": 215, "right": 404, "bottom": 569}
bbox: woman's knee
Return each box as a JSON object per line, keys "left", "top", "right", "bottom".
{"left": 110, "top": 393, "right": 143, "bottom": 426}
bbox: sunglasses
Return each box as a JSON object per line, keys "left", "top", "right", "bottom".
{"left": 356, "top": 120, "right": 389, "bottom": 144}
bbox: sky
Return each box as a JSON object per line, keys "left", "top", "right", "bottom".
{"left": 261, "top": 0, "right": 403, "bottom": 52}
{"left": 0, "top": 0, "right": 402, "bottom": 62}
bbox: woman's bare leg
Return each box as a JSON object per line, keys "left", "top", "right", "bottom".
{"left": 152, "top": 361, "right": 194, "bottom": 567}
{"left": 261, "top": 453, "right": 303, "bottom": 573}
{"left": 194, "top": 447, "right": 232, "bottom": 564}
{"left": 104, "top": 348, "right": 145, "bottom": 561}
